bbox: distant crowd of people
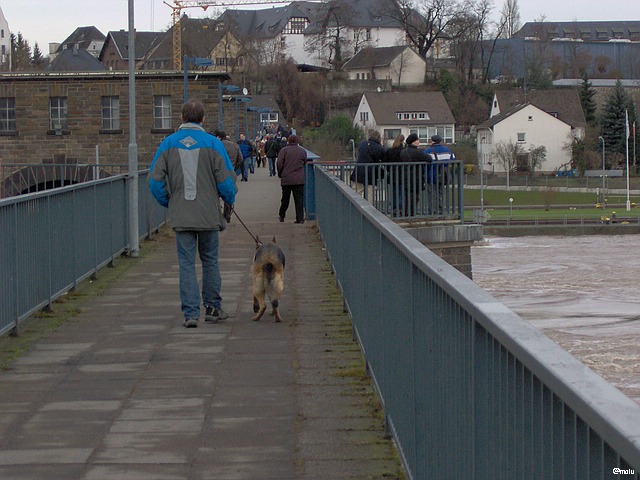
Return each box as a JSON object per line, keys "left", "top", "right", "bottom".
{"left": 350, "top": 129, "right": 455, "bottom": 216}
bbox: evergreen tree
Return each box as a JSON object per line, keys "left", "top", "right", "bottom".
{"left": 10, "top": 33, "right": 32, "bottom": 71}
{"left": 600, "top": 79, "right": 637, "bottom": 157}
{"left": 31, "top": 42, "right": 46, "bottom": 70}
{"left": 579, "top": 74, "right": 597, "bottom": 126}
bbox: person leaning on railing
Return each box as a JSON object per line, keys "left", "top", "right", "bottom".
{"left": 400, "top": 133, "right": 432, "bottom": 216}
{"left": 349, "top": 129, "right": 386, "bottom": 204}
{"left": 423, "top": 134, "right": 455, "bottom": 215}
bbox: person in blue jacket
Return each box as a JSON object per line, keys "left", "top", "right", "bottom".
{"left": 150, "top": 100, "right": 236, "bottom": 328}
{"left": 237, "top": 132, "right": 253, "bottom": 181}
{"left": 422, "top": 134, "right": 455, "bottom": 215}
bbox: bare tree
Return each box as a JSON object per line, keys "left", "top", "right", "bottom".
{"left": 390, "top": 0, "right": 464, "bottom": 60}
{"left": 500, "top": 0, "right": 521, "bottom": 38}
{"left": 493, "top": 140, "right": 523, "bottom": 190}
{"left": 304, "top": 0, "right": 359, "bottom": 69}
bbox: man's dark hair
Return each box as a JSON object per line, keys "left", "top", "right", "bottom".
{"left": 213, "top": 129, "right": 227, "bottom": 139}
{"left": 182, "top": 100, "right": 205, "bottom": 124}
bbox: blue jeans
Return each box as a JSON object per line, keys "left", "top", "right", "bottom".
{"left": 268, "top": 156, "right": 276, "bottom": 176}
{"left": 175, "top": 230, "right": 221, "bottom": 320}
{"left": 241, "top": 157, "right": 251, "bottom": 180}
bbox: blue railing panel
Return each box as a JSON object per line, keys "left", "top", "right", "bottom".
{"left": 0, "top": 171, "right": 165, "bottom": 336}
{"left": 314, "top": 165, "right": 640, "bottom": 480}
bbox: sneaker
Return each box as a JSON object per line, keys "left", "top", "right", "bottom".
{"left": 279, "top": 216, "right": 285, "bottom": 222}
{"left": 183, "top": 318, "right": 198, "bottom": 328}
{"left": 205, "top": 306, "right": 229, "bottom": 323}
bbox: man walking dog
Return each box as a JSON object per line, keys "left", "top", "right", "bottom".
{"left": 150, "top": 100, "right": 236, "bottom": 328}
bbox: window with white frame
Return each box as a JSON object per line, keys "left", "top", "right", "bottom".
{"left": 284, "top": 17, "right": 308, "bottom": 34}
{"left": 517, "top": 132, "right": 526, "bottom": 142}
{"left": 50, "top": 97, "right": 68, "bottom": 131}
{"left": 360, "top": 111, "right": 369, "bottom": 122}
{"left": 101, "top": 96, "right": 120, "bottom": 130}
{"left": 0, "top": 97, "right": 16, "bottom": 132}
{"left": 153, "top": 95, "right": 172, "bottom": 130}
{"left": 260, "top": 112, "right": 278, "bottom": 124}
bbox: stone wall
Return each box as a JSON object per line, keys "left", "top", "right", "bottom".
{"left": 0, "top": 72, "right": 238, "bottom": 168}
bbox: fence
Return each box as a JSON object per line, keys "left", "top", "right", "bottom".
{"left": 0, "top": 171, "right": 166, "bottom": 336}
{"left": 314, "top": 165, "right": 640, "bottom": 480}
{"left": 309, "top": 160, "right": 464, "bottom": 222}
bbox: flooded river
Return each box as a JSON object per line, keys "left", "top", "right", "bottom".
{"left": 472, "top": 234, "right": 640, "bottom": 402}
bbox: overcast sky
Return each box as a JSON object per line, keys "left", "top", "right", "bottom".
{"left": 1, "top": 0, "right": 638, "bottom": 56}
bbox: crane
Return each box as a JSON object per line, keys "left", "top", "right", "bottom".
{"left": 164, "top": 0, "right": 288, "bottom": 70}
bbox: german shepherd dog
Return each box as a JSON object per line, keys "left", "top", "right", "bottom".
{"left": 252, "top": 237, "right": 285, "bottom": 322}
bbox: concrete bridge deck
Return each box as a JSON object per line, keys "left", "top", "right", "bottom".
{"left": 0, "top": 166, "right": 404, "bottom": 479}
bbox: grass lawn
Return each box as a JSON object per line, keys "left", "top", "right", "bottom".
{"left": 463, "top": 188, "right": 640, "bottom": 222}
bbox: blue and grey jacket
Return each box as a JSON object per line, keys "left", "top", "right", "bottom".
{"left": 149, "top": 123, "right": 236, "bottom": 231}
{"left": 423, "top": 144, "right": 455, "bottom": 184}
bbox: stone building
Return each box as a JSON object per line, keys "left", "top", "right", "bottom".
{"left": 0, "top": 71, "right": 235, "bottom": 170}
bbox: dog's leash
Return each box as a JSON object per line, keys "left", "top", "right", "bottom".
{"left": 230, "top": 206, "right": 263, "bottom": 245}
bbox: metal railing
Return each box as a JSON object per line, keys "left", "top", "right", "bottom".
{"left": 314, "top": 165, "right": 640, "bottom": 480}
{"left": 0, "top": 171, "right": 166, "bottom": 336}
{"left": 315, "top": 160, "right": 464, "bottom": 222}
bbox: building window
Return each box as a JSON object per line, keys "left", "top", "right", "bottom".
{"left": 101, "top": 96, "right": 120, "bottom": 130}
{"left": 383, "top": 129, "right": 401, "bottom": 142}
{"left": 50, "top": 97, "right": 68, "bottom": 131}
{"left": 517, "top": 132, "right": 526, "bottom": 142}
{"left": 284, "top": 17, "right": 307, "bottom": 34}
{"left": 0, "top": 97, "right": 16, "bottom": 132}
{"left": 360, "top": 111, "right": 369, "bottom": 122}
{"left": 259, "top": 112, "right": 278, "bottom": 124}
{"left": 366, "top": 28, "right": 372, "bottom": 41}
{"left": 153, "top": 95, "right": 172, "bottom": 130}
{"left": 528, "top": 116, "right": 533, "bottom": 121}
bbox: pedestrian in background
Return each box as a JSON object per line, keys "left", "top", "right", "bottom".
{"left": 400, "top": 133, "right": 431, "bottom": 216}
{"left": 385, "top": 133, "right": 405, "bottom": 216}
{"left": 264, "top": 135, "right": 281, "bottom": 177}
{"left": 150, "top": 100, "right": 236, "bottom": 328}
{"left": 349, "top": 129, "right": 386, "bottom": 204}
{"left": 237, "top": 133, "right": 253, "bottom": 181}
{"left": 277, "top": 135, "right": 307, "bottom": 224}
{"left": 214, "top": 129, "right": 241, "bottom": 223}
{"left": 423, "top": 134, "right": 455, "bottom": 215}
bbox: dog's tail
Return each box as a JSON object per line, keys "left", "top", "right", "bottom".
{"left": 262, "top": 262, "right": 276, "bottom": 280}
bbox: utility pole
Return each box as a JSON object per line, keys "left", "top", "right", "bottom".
{"left": 128, "top": 0, "right": 139, "bottom": 257}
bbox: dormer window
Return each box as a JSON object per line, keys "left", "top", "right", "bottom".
{"left": 284, "top": 17, "right": 308, "bottom": 34}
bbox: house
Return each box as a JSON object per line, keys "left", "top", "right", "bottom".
{"left": 353, "top": 91, "right": 455, "bottom": 145}
{"left": 52, "top": 26, "right": 106, "bottom": 60}
{"left": 0, "top": 6, "right": 9, "bottom": 70}
{"left": 490, "top": 89, "right": 587, "bottom": 139}
{"left": 342, "top": 46, "right": 426, "bottom": 86}
{"left": 99, "top": 30, "right": 166, "bottom": 71}
{"left": 48, "top": 46, "right": 108, "bottom": 72}
{"left": 476, "top": 103, "right": 574, "bottom": 175}
{"left": 218, "top": 0, "right": 411, "bottom": 69}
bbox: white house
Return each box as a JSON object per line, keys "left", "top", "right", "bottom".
{"left": 353, "top": 91, "right": 456, "bottom": 145}
{"left": 0, "top": 6, "right": 10, "bottom": 70}
{"left": 490, "top": 89, "right": 586, "bottom": 139}
{"left": 342, "top": 46, "right": 426, "bottom": 86}
{"left": 476, "top": 103, "right": 574, "bottom": 175}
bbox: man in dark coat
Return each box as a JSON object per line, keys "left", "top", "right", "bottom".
{"left": 277, "top": 135, "right": 308, "bottom": 223}
{"left": 349, "top": 129, "right": 385, "bottom": 203}
{"left": 400, "top": 133, "right": 432, "bottom": 216}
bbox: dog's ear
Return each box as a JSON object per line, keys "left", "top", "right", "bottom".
{"left": 271, "top": 236, "right": 276, "bottom": 244}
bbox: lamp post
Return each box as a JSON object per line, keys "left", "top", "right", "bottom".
{"left": 218, "top": 83, "right": 240, "bottom": 131}
{"left": 599, "top": 136, "right": 605, "bottom": 206}
{"left": 509, "top": 197, "right": 513, "bottom": 221}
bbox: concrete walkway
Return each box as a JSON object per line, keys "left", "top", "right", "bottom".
{"left": 0, "top": 165, "right": 405, "bottom": 479}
